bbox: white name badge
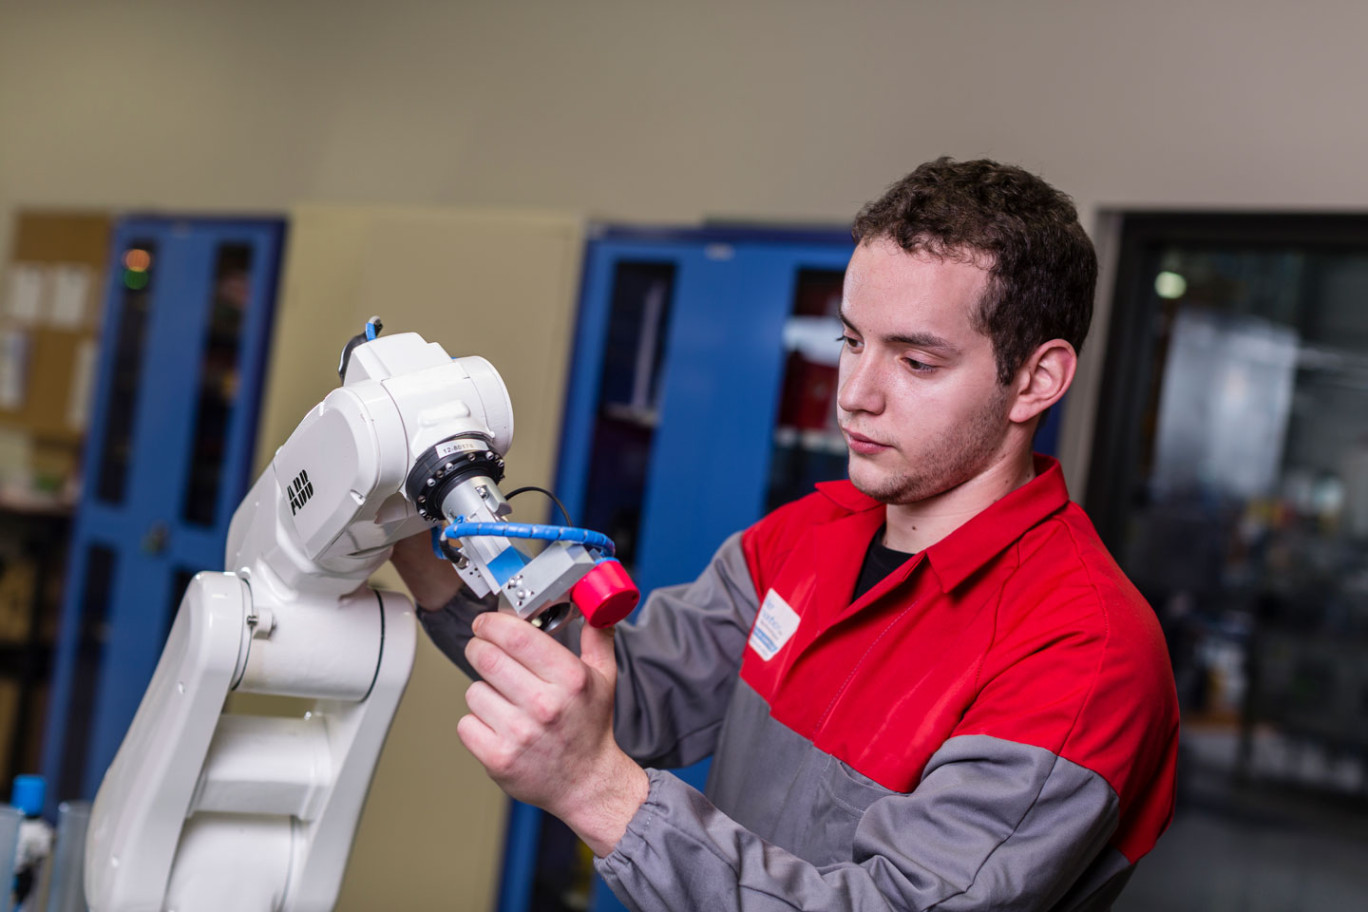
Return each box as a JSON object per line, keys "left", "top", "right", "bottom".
{"left": 749, "top": 589, "right": 801, "bottom": 661}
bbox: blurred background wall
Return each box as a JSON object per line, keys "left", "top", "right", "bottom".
{"left": 4, "top": 0, "right": 1367, "bottom": 249}
{"left": 7, "top": 0, "right": 1368, "bottom": 495}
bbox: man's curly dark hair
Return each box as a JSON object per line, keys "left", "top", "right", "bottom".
{"left": 852, "top": 157, "right": 1097, "bottom": 385}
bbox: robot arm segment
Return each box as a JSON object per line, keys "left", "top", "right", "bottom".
{"left": 85, "top": 325, "right": 637, "bottom": 911}
{"left": 228, "top": 328, "right": 631, "bottom": 627}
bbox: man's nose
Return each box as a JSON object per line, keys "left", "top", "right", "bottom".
{"left": 837, "top": 354, "right": 882, "bottom": 415}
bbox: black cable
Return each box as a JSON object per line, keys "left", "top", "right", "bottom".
{"left": 504, "top": 485, "right": 574, "bottom": 527}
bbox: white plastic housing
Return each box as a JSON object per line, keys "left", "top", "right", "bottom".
{"left": 85, "top": 573, "right": 252, "bottom": 910}
{"left": 85, "top": 330, "right": 586, "bottom": 911}
{"left": 85, "top": 575, "right": 416, "bottom": 912}
{"left": 226, "top": 339, "right": 515, "bottom": 595}
{"left": 86, "top": 332, "right": 506, "bottom": 912}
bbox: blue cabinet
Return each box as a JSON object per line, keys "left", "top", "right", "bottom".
{"left": 39, "top": 216, "right": 285, "bottom": 812}
{"left": 500, "top": 227, "right": 856, "bottom": 912}
{"left": 558, "top": 228, "right": 856, "bottom": 598}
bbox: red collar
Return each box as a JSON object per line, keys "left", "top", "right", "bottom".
{"left": 814, "top": 454, "right": 1072, "bottom": 592}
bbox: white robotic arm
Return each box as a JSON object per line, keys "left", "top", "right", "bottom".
{"left": 84, "top": 324, "right": 637, "bottom": 911}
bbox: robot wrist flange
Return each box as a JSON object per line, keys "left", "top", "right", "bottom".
{"left": 405, "top": 435, "right": 506, "bottom": 523}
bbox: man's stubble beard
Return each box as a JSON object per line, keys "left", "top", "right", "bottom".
{"left": 848, "top": 384, "right": 1013, "bottom": 506}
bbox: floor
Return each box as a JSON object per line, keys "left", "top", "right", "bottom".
{"left": 1116, "top": 725, "right": 1368, "bottom": 911}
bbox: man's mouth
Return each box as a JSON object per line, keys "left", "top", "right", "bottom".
{"left": 842, "top": 427, "right": 892, "bottom": 456}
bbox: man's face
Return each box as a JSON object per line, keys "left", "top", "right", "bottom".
{"left": 837, "top": 238, "right": 1014, "bottom": 505}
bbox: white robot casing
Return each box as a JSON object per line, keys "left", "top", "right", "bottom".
{"left": 84, "top": 333, "right": 536, "bottom": 911}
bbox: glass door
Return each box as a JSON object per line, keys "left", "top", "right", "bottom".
{"left": 1089, "top": 213, "right": 1368, "bottom": 908}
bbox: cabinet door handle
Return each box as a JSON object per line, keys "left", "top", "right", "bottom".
{"left": 141, "top": 522, "right": 170, "bottom": 555}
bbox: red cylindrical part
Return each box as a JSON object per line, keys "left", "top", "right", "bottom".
{"left": 571, "top": 560, "right": 640, "bottom": 628}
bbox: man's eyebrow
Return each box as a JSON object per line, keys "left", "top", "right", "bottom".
{"left": 839, "top": 309, "right": 959, "bottom": 353}
{"left": 885, "top": 330, "right": 958, "bottom": 353}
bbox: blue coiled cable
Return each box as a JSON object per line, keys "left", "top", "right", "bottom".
{"left": 441, "top": 521, "right": 616, "bottom": 556}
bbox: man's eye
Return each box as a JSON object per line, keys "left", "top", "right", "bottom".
{"left": 837, "top": 334, "right": 860, "bottom": 349}
{"left": 904, "top": 358, "right": 934, "bottom": 373}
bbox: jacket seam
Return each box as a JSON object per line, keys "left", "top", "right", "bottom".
{"left": 812, "top": 599, "right": 920, "bottom": 735}
{"left": 1050, "top": 517, "right": 1113, "bottom": 757}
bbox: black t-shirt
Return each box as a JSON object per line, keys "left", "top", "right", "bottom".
{"left": 853, "top": 527, "right": 916, "bottom": 601}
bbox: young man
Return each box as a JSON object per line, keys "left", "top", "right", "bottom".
{"left": 396, "top": 158, "right": 1179, "bottom": 911}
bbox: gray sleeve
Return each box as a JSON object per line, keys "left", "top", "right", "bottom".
{"left": 611, "top": 532, "right": 762, "bottom": 769}
{"left": 596, "top": 735, "right": 1126, "bottom": 912}
{"left": 415, "top": 589, "right": 498, "bottom": 679}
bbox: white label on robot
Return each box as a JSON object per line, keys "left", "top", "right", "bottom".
{"left": 749, "top": 589, "right": 800, "bottom": 661}
{"left": 435, "top": 440, "right": 464, "bottom": 458}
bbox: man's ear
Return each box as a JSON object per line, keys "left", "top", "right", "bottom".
{"left": 1008, "top": 339, "right": 1077, "bottom": 425}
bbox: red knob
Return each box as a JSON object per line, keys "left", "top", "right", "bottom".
{"left": 571, "top": 560, "right": 640, "bottom": 628}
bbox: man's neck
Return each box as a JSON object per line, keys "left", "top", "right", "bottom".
{"left": 882, "top": 449, "right": 1036, "bottom": 553}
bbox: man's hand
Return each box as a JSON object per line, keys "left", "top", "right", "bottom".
{"left": 389, "top": 531, "right": 464, "bottom": 611}
{"left": 457, "top": 611, "right": 649, "bottom": 857}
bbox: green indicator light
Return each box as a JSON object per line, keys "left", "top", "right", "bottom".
{"left": 124, "top": 269, "right": 151, "bottom": 290}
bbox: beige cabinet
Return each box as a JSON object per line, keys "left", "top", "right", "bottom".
{"left": 252, "top": 206, "right": 586, "bottom": 911}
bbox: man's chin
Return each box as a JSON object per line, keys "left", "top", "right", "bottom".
{"left": 848, "top": 465, "right": 917, "bottom": 505}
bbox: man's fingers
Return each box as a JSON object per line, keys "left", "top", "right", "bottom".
{"left": 466, "top": 634, "right": 580, "bottom": 732}
{"left": 463, "top": 679, "right": 520, "bottom": 733}
{"left": 456, "top": 712, "right": 500, "bottom": 763}
{"left": 389, "top": 531, "right": 464, "bottom": 609}
{"left": 473, "top": 610, "right": 583, "bottom": 686}
{"left": 463, "top": 680, "right": 553, "bottom": 774}
{"left": 465, "top": 634, "right": 545, "bottom": 699}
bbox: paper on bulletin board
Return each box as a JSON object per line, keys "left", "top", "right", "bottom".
{"left": 0, "top": 329, "right": 30, "bottom": 410}
{"left": 4, "top": 264, "right": 47, "bottom": 325}
{"left": 51, "top": 263, "right": 94, "bottom": 328}
{"left": 67, "top": 338, "right": 98, "bottom": 430}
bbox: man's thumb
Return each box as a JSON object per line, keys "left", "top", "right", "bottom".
{"left": 580, "top": 622, "right": 618, "bottom": 683}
